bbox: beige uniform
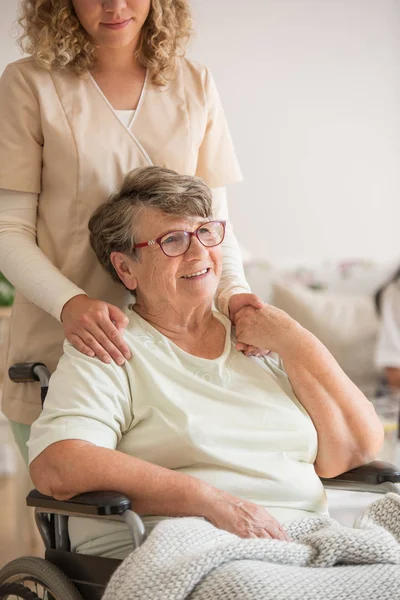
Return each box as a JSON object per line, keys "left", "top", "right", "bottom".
{"left": 0, "top": 57, "right": 242, "bottom": 424}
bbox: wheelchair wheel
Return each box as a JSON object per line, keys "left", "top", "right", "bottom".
{"left": 0, "top": 557, "right": 83, "bottom": 600}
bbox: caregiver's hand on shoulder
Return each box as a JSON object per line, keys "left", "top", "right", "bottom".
{"left": 207, "top": 489, "right": 290, "bottom": 541}
{"left": 235, "top": 303, "right": 299, "bottom": 355}
{"left": 228, "top": 293, "right": 270, "bottom": 357}
{"left": 61, "top": 294, "right": 131, "bottom": 365}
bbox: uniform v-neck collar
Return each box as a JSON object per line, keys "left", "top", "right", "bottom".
{"left": 88, "top": 69, "right": 149, "bottom": 132}
{"left": 87, "top": 70, "right": 152, "bottom": 166}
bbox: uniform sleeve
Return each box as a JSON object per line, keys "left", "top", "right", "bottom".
{"left": 28, "top": 343, "right": 134, "bottom": 464}
{"left": 212, "top": 187, "right": 250, "bottom": 316}
{"left": 375, "top": 283, "right": 400, "bottom": 369}
{"left": 0, "top": 63, "right": 43, "bottom": 193}
{"left": 0, "top": 189, "right": 86, "bottom": 320}
{"left": 195, "top": 67, "right": 243, "bottom": 188}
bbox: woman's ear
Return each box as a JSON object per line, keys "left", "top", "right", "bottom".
{"left": 110, "top": 252, "right": 138, "bottom": 291}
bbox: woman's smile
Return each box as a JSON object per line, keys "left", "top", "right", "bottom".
{"left": 180, "top": 268, "right": 211, "bottom": 280}
{"left": 100, "top": 19, "right": 133, "bottom": 31}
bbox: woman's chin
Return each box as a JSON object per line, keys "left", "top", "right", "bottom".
{"left": 180, "top": 279, "right": 219, "bottom": 305}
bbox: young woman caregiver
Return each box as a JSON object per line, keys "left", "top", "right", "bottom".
{"left": 0, "top": 0, "right": 262, "bottom": 460}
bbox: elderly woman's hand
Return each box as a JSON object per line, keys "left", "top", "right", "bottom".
{"left": 61, "top": 294, "right": 132, "bottom": 365}
{"left": 235, "top": 303, "right": 299, "bottom": 356}
{"left": 228, "top": 293, "right": 270, "bottom": 357}
{"left": 207, "top": 489, "right": 290, "bottom": 541}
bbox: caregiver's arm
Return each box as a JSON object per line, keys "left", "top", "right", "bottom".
{"left": 0, "top": 190, "right": 85, "bottom": 320}
{"left": 0, "top": 190, "right": 130, "bottom": 363}
{"left": 235, "top": 305, "right": 384, "bottom": 478}
{"left": 212, "top": 187, "right": 251, "bottom": 316}
{"left": 212, "top": 187, "right": 266, "bottom": 355}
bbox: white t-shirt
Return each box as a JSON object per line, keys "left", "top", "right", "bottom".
{"left": 28, "top": 310, "right": 327, "bottom": 557}
{"left": 375, "top": 281, "right": 400, "bottom": 370}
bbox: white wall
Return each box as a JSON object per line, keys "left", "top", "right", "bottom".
{"left": 2, "top": 1, "right": 400, "bottom": 265}
{"left": 0, "top": 2, "right": 23, "bottom": 67}
{"left": 190, "top": 0, "right": 400, "bottom": 264}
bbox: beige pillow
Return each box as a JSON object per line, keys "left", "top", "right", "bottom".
{"left": 270, "top": 281, "right": 380, "bottom": 393}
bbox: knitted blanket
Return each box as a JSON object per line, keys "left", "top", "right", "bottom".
{"left": 103, "top": 493, "right": 400, "bottom": 600}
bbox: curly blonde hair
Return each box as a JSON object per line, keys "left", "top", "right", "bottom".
{"left": 18, "top": 0, "right": 193, "bottom": 85}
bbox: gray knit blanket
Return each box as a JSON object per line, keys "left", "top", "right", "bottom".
{"left": 103, "top": 493, "right": 400, "bottom": 600}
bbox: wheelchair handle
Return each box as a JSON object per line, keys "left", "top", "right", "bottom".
{"left": 9, "top": 362, "right": 51, "bottom": 405}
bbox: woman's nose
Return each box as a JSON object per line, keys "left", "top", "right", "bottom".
{"left": 185, "top": 235, "right": 209, "bottom": 260}
{"left": 102, "top": 0, "right": 128, "bottom": 12}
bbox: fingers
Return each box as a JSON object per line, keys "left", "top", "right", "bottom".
{"left": 235, "top": 342, "right": 257, "bottom": 355}
{"left": 78, "top": 324, "right": 128, "bottom": 365}
{"left": 67, "top": 334, "right": 95, "bottom": 358}
{"left": 258, "top": 349, "right": 271, "bottom": 357}
{"left": 243, "top": 345, "right": 258, "bottom": 357}
{"left": 245, "top": 295, "right": 264, "bottom": 310}
{"left": 101, "top": 318, "right": 131, "bottom": 360}
{"left": 235, "top": 342, "right": 249, "bottom": 353}
{"left": 252, "top": 523, "right": 290, "bottom": 542}
{"left": 241, "top": 524, "right": 288, "bottom": 541}
{"left": 63, "top": 299, "right": 132, "bottom": 365}
{"left": 235, "top": 343, "right": 271, "bottom": 358}
{"left": 108, "top": 304, "right": 130, "bottom": 330}
{"left": 266, "top": 522, "right": 291, "bottom": 542}
{"left": 67, "top": 320, "right": 131, "bottom": 365}
{"left": 228, "top": 293, "right": 264, "bottom": 324}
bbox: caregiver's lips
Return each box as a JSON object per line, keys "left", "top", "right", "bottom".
{"left": 101, "top": 19, "right": 132, "bottom": 30}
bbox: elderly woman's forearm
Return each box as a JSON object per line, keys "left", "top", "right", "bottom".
{"left": 281, "top": 330, "right": 384, "bottom": 477}
{"left": 30, "top": 440, "right": 215, "bottom": 518}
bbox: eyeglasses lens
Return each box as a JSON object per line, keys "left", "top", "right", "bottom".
{"left": 160, "top": 231, "right": 189, "bottom": 257}
{"left": 197, "top": 222, "right": 224, "bottom": 246}
{"left": 160, "top": 222, "right": 224, "bottom": 257}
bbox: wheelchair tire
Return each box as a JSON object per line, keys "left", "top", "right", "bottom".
{"left": 0, "top": 557, "right": 83, "bottom": 600}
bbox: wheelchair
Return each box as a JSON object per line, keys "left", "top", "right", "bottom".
{"left": 1, "top": 362, "right": 400, "bottom": 600}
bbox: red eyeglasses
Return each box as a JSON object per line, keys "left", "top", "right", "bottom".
{"left": 133, "top": 220, "right": 226, "bottom": 257}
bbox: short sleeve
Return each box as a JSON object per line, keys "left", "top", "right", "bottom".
{"left": 28, "top": 342, "right": 134, "bottom": 464}
{"left": 375, "top": 283, "right": 400, "bottom": 369}
{"left": 0, "top": 62, "right": 43, "bottom": 193}
{"left": 195, "top": 67, "right": 243, "bottom": 188}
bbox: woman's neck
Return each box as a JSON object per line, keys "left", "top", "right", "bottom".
{"left": 90, "top": 40, "right": 146, "bottom": 109}
{"left": 93, "top": 37, "right": 141, "bottom": 74}
{"left": 133, "top": 302, "right": 226, "bottom": 359}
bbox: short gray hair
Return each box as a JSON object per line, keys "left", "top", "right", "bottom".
{"left": 88, "top": 166, "right": 213, "bottom": 286}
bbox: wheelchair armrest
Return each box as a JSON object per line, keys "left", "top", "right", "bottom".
{"left": 9, "top": 362, "right": 50, "bottom": 384}
{"left": 320, "top": 460, "right": 400, "bottom": 486}
{"left": 9, "top": 362, "right": 51, "bottom": 405}
{"left": 27, "top": 489, "right": 132, "bottom": 516}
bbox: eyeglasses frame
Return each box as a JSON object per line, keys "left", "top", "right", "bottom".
{"left": 132, "top": 220, "right": 226, "bottom": 257}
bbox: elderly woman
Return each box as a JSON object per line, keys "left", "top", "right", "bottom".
{"left": 29, "top": 167, "right": 383, "bottom": 559}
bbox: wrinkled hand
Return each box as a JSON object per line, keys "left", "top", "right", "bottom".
{"left": 61, "top": 294, "right": 131, "bottom": 365}
{"left": 207, "top": 489, "right": 290, "bottom": 541}
{"left": 228, "top": 293, "right": 270, "bottom": 357}
{"left": 235, "top": 304, "right": 296, "bottom": 356}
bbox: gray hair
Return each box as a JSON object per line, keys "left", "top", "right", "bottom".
{"left": 88, "top": 166, "right": 213, "bottom": 287}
